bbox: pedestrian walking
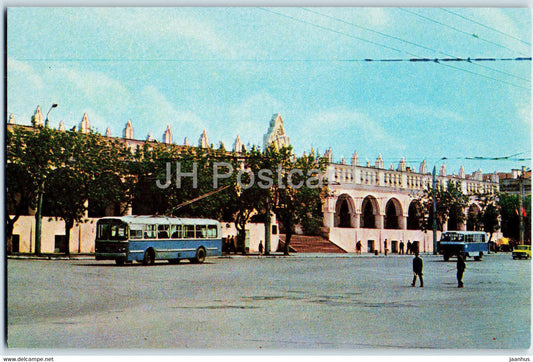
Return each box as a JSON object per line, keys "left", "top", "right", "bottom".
{"left": 356, "top": 240, "right": 362, "bottom": 254}
{"left": 407, "top": 240, "right": 412, "bottom": 255}
{"left": 384, "top": 239, "right": 388, "bottom": 256}
{"left": 411, "top": 252, "right": 424, "bottom": 287}
{"left": 457, "top": 253, "right": 466, "bottom": 288}
{"left": 399, "top": 240, "right": 405, "bottom": 255}
{"left": 258, "top": 240, "right": 264, "bottom": 255}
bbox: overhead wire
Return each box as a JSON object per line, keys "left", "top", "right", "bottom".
{"left": 259, "top": 7, "right": 530, "bottom": 90}
{"left": 440, "top": 8, "right": 531, "bottom": 47}
{"left": 301, "top": 7, "right": 531, "bottom": 84}
{"left": 398, "top": 8, "right": 530, "bottom": 57}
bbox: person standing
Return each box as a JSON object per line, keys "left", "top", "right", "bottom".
{"left": 399, "top": 240, "right": 405, "bottom": 255}
{"left": 411, "top": 252, "right": 424, "bottom": 287}
{"left": 258, "top": 240, "right": 264, "bottom": 255}
{"left": 407, "top": 240, "right": 412, "bottom": 255}
{"left": 384, "top": 239, "right": 388, "bottom": 256}
{"left": 356, "top": 240, "right": 362, "bottom": 254}
{"left": 457, "top": 253, "right": 466, "bottom": 288}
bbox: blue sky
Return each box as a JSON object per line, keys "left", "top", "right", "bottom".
{"left": 7, "top": 6, "right": 531, "bottom": 175}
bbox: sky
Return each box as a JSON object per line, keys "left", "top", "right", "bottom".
{"left": 6, "top": 6, "right": 532, "bottom": 175}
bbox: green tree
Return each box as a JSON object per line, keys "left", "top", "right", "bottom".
{"left": 498, "top": 193, "right": 531, "bottom": 243}
{"left": 42, "top": 129, "right": 133, "bottom": 253}
{"left": 262, "top": 146, "right": 329, "bottom": 255}
{"left": 471, "top": 192, "right": 501, "bottom": 242}
{"left": 6, "top": 126, "right": 65, "bottom": 254}
{"left": 419, "top": 180, "right": 469, "bottom": 231}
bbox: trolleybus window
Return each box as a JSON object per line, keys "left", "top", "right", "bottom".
{"left": 158, "top": 224, "right": 170, "bottom": 239}
{"left": 196, "top": 225, "right": 208, "bottom": 238}
{"left": 207, "top": 225, "right": 217, "bottom": 238}
{"left": 130, "top": 229, "right": 142, "bottom": 239}
{"left": 170, "top": 225, "right": 182, "bottom": 238}
{"left": 144, "top": 225, "right": 157, "bottom": 239}
{"left": 97, "top": 222, "right": 128, "bottom": 241}
{"left": 184, "top": 225, "right": 195, "bottom": 239}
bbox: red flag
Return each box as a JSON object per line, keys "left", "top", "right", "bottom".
{"left": 523, "top": 207, "right": 527, "bottom": 217}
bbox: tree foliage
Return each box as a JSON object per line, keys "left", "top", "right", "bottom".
{"left": 418, "top": 180, "right": 469, "bottom": 231}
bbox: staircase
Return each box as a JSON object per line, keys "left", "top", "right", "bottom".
{"left": 278, "top": 234, "right": 346, "bottom": 253}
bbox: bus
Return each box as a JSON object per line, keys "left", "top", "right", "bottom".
{"left": 437, "top": 231, "right": 489, "bottom": 261}
{"left": 95, "top": 215, "right": 222, "bottom": 265}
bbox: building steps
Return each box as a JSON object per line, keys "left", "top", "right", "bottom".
{"left": 278, "top": 234, "right": 346, "bottom": 253}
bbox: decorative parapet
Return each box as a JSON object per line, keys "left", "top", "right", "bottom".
{"left": 328, "top": 161, "right": 498, "bottom": 195}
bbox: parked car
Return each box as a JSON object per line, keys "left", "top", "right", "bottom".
{"left": 512, "top": 245, "right": 531, "bottom": 259}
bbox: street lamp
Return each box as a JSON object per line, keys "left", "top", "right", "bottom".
{"left": 432, "top": 157, "right": 447, "bottom": 255}
{"left": 35, "top": 104, "right": 58, "bottom": 255}
{"left": 44, "top": 103, "right": 58, "bottom": 128}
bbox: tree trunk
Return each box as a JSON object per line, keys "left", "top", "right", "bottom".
{"left": 65, "top": 219, "right": 74, "bottom": 256}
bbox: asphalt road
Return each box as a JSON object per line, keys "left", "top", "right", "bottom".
{"left": 6, "top": 253, "right": 531, "bottom": 351}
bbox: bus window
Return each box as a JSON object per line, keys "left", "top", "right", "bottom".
{"left": 196, "top": 225, "right": 207, "bottom": 238}
{"left": 184, "top": 225, "right": 195, "bottom": 239}
{"left": 207, "top": 225, "right": 218, "bottom": 238}
{"left": 158, "top": 225, "right": 170, "bottom": 239}
{"left": 170, "top": 225, "right": 182, "bottom": 238}
{"left": 144, "top": 225, "right": 157, "bottom": 239}
{"left": 130, "top": 230, "right": 142, "bottom": 239}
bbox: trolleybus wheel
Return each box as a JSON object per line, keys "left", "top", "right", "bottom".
{"left": 115, "top": 259, "right": 125, "bottom": 266}
{"left": 443, "top": 254, "right": 450, "bottom": 261}
{"left": 143, "top": 249, "right": 155, "bottom": 265}
{"left": 191, "top": 247, "right": 206, "bottom": 264}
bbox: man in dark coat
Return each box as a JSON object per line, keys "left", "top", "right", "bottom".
{"left": 411, "top": 252, "right": 423, "bottom": 287}
{"left": 457, "top": 254, "right": 466, "bottom": 288}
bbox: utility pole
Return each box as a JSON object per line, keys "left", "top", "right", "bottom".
{"left": 265, "top": 195, "right": 271, "bottom": 255}
{"left": 432, "top": 165, "right": 438, "bottom": 255}
{"left": 35, "top": 104, "right": 58, "bottom": 255}
{"left": 519, "top": 166, "right": 525, "bottom": 245}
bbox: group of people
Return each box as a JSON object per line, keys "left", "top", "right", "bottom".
{"left": 223, "top": 235, "right": 237, "bottom": 254}
{"left": 411, "top": 252, "right": 466, "bottom": 288}
{"left": 354, "top": 239, "right": 419, "bottom": 255}
{"left": 399, "top": 240, "right": 418, "bottom": 255}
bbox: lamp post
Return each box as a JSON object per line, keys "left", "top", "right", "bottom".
{"left": 35, "top": 103, "right": 58, "bottom": 255}
{"left": 44, "top": 103, "right": 58, "bottom": 128}
{"left": 432, "top": 157, "right": 447, "bottom": 255}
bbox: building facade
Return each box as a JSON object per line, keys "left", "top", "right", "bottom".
{"left": 8, "top": 108, "right": 502, "bottom": 254}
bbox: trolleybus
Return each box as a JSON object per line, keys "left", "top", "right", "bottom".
{"left": 95, "top": 215, "right": 222, "bottom": 265}
{"left": 437, "top": 231, "right": 489, "bottom": 261}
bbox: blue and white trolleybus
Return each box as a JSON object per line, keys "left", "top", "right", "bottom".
{"left": 95, "top": 215, "right": 222, "bottom": 265}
